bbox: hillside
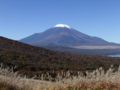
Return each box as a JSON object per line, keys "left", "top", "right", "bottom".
{"left": 0, "top": 36, "right": 54, "bottom": 54}
{"left": 0, "top": 36, "right": 120, "bottom": 77}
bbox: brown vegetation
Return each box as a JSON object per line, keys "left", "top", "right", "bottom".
{"left": 1, "top": 36, "right": 120, "bottom": 89}
{"left": 0, "top": 65, "right": 120, "bottom": 90}
{"left": 1, "top": 36, "right": 120, "bottom": 77}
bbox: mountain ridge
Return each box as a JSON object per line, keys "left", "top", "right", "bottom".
{"left": 19, "top": 24, "right": 112, "bottom": 46}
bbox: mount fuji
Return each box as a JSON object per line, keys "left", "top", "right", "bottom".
{"left": 19, "top": 24, "right": 114, "bottom": 47}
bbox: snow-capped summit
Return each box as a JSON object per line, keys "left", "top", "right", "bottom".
{"left": 54, "top": 24, "right": 71, "bottom": 29}
{"left": 20, "top": 24, "right": 109, "bottom": 46}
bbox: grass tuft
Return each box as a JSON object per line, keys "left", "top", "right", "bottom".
{"left": 0, "top": 65, "right": 120, "bottom": 90}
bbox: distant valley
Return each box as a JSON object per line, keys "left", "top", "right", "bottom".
{"left": 71, "top": 45, "right": 120, "bottom": 49}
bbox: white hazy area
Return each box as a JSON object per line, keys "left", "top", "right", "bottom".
{"left": 54, "top": 24, "right": 71, "bottom": 29}
{"left": 71, "top": 45, "right": 120, "bottom": 49}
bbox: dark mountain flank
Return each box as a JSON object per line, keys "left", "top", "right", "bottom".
{"left": 19, "top": 24, "right": 110, "bottom": 46}
{"left": 1, "top": 36, "right": 120, "bottom": 77}
{"left": 0, "top": 36, "right": 56, "bottom": 54}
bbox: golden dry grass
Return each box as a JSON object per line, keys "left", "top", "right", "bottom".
{"left": 0, "top": 64, "right": 120, "bottom": 90}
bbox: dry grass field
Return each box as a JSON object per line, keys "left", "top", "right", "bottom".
{"left": 0, "top": 64, "right": 120, "bottom": 90}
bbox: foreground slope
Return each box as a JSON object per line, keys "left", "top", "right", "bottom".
{"left": 0, "top": 36, "right": 54, "bottom": 54}
{"left": 1, "top": 36, "right": 120, "bottom": 77}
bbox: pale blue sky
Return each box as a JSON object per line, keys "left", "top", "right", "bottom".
{"left": 1, "top": 0, "right": 120, "bottom": 43}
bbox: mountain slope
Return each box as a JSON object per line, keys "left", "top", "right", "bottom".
{"left": 0, "top": 36, "right": 54, "bottom": 54}
{"left": 19, "top": 24, "right": 110, "bottom": 46}
{"left": 1, "top": 36, "right": 120, "bottom": 77}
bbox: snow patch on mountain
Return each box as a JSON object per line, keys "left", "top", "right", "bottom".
{"left": 54, "top": 24, "right": 71, "bottom": 29}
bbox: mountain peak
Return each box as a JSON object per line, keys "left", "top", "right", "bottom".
{"left": 54, "top": 24, "right": 71, "bottom": 29}
{"left": 20, "top": 24, "right": 110, "bottom": 46}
